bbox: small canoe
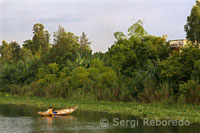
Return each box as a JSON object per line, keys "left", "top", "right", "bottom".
{"left": 38, "top": 106, "right": 78, "bottom": 116}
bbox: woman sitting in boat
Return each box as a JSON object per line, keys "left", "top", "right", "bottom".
{"left": 47, "top": 107, "right": 57, "bottom": 115}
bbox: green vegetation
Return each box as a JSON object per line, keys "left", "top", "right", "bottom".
{"left": 0, "top": 93, "right": 200, "bottom": 123}
{"left": 185, "top": 0, "right": 200, "bottom": 46}
{"left": 1, "top": 3, "right": 200, "bottom": 106}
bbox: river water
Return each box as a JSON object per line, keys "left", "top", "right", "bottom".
{"left": 0, "top": 104, "right": 199, "bottom": 133}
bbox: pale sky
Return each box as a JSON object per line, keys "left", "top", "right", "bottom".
{"left": 0, "top": 0, "right": 195, "bottom": 52}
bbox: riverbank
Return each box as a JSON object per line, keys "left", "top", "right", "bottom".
{"left": 0, "top": 93, "right": 200, "bottom": 123}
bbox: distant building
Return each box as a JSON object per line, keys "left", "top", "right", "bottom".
{"left": 169, "top": 39, "right": 188, "bottom": 52}
{"left": 169, "top": 39, "right": 187, "bottom": 48}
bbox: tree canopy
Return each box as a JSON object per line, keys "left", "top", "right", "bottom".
{"left": 185, "top": 2, "right": 200, "bottom": 46}
{"left": 0, "top": 17, "right": 200, "bottom": 104}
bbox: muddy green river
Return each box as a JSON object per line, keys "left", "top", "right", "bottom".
{"left": 0, "top": 104, "right": 199, "bottom": 133}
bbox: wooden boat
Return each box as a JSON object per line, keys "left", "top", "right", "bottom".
{"left": 38, "top": 106, "right": 78, "bottom": 116}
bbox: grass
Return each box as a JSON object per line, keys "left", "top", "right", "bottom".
{"left": 0, "top": 93, "right": 200, "bottom": 123}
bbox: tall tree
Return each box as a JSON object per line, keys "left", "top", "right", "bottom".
{"left": 128, "top": 20, "right": 147, "bottom": 38}
{"left": 48, "top": 25, "right": 80, "bottom": 66}
{"left": 0, "top": 41, "right": 21, "bottom": 61}
{"left": 79, "top": 32, "right": 91, "bottom": 58}
{"left": 23, "top": 40, "right": 34, "bottom": 53}
{"left": 0, "top": 40, "right": 9, "bottom": 58}
{"left": 185, "top": 1, "right": 200, "bottom": 46}
{"left": 32, "top": 23, "right": 50, "bottom": 54}
{"left": 10, "top": 42, "right": 21, "bottom": 61}
{"left": 53, "top": 25, "right": 78, "bottom": 47}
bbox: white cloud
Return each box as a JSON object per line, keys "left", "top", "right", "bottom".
{"left": 0, "top": 0, "right": 196, "bottom": 52}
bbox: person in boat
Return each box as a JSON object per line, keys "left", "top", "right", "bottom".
{"left": 47, "top": 107, "right": 57, "bottom": 115}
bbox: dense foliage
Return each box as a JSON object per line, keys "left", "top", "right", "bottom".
{"left": 1, "top": 2, "right": 200, "bottom": 104}
{"left": 185, "top": 0, "right": 200, "bottom": 46}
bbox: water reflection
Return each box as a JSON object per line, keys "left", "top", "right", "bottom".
{"left": 0, "top": 117, "right": 34, "bottom": 133}
{"left": 38, "top": 115, "right": 76, "bottom": 130}
{"left": 0, "top": 104, "right": 200, "bottom": 133}
{"left": 36, "top": 114, "right": 107, "bottom": 132}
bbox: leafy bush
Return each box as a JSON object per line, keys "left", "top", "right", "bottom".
{"left": 179, "top": 80, "right": 200, "bottom": 104}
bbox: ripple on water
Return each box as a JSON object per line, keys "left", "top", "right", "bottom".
{"left": 0, "top": 117, "right": 34, "bottom": 133}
